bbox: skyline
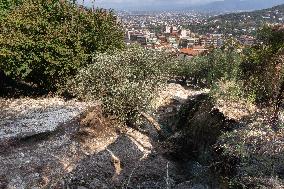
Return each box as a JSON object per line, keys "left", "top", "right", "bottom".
{"left": 77, "top": 0, "right": 219, "bottom": 10}
{"left": 77, "top": 0, "right": 284, "bottom": 11}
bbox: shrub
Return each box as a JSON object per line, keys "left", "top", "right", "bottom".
{"left": 0, "top": 0, "right": 125, "bottom": 90}
{"left": 67, "top": 46, "right": 172, "bottom": 124}
{"left": 210, "top": 79, "right": 244, "bottom": 102}
{"left": 219, "top": 120, "right": 284, "bottom": 188}
{"left": 240, "top": 25, "right": 284, "bottom": 104}
{"left": 173, "top": 48, "right": 242, "bottom": 87}
{"left": 0, "top": 0, "right": 21, "bottom": 20}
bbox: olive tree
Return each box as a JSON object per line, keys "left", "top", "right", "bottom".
{"left": 68, "top": 46, "right": 171, "bottom": 124}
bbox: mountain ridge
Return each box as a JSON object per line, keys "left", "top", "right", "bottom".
{"left": 83, "top": 0, "right": 284, "bottom": 12}
{"left": 189, "top": 4, "right": 284, "bottom": 36}
{"left": 192, "top": 0, "right": 284, "bottom": 13}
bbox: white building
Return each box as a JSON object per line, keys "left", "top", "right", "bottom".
{"left": 166, "top": 26, "right": 171, "bottom": 33}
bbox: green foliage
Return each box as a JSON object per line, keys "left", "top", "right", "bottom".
{"left": 210, "top": 79, "right": 244, "bottom": 102}
{"left": 67, "top": 46, "right": 171, "bottom": 124}
{"left": 173, "top": 48, "right": 242, "bottom": 87}
{"left": 0, "top": 0, "right": 22, "bottom": 20}
{"left": 213, "top": 26, "right": 284, "bottom": 188}
{"left": 175, "top": 26, "right": 283, "bottom": 105}
{"left": 0, "top": 0, "right": 125, "bottom": 90}
{"left": 240, "top": 25, "right": 284, "bottom": 103}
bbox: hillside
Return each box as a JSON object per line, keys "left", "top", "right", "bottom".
{"left": 213, "top": 3, "right": 284, "bottom": 23}
{"left": 189, "top": 4, "right": 284, "bottom": 36}
{"left": 194, "top": 0, "right": 284, "bottom": 13}
{"left": 0, "top": 1, "right": 284, "bottom": 188}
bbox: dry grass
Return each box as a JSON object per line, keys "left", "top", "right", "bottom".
{"left": 216, "top": 98, "right": 284, "bottom": 188}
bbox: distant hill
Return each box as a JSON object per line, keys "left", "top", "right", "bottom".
{"left": 193, "top": 0, "right": 284, "bottom": 13}
{"left": 188, "top": 4, "right": 284, "bottom": 36}
{"left": 86, "top": 0, "right": 284, "bottom": 12}
{"left": 212, "top": 4, "right": 284, "bottom": 22}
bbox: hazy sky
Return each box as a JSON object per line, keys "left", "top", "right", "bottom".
{"left": 77, "top": 0, "right": 219, "bottom": 9}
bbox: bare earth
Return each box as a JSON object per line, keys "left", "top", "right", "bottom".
{"left": 0, "top": 84, "right": 209, "bottom": 189}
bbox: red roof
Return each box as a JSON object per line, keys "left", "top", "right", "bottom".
{"left": 180, "top": 48, "right": 201, "bottom": 56}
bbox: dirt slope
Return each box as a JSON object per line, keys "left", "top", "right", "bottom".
{"left": 0, "top": 84, "right": 210, "bottom": 189}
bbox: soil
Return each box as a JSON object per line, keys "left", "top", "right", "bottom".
{"left": 0, "top": 84, "right": 212, "bottom": 189}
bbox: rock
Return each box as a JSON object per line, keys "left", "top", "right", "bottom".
{"left": 0, "top": 98, "right": 95, "bottom": 142}
{"left": 0, "top": 98, "right": 99, "bottom": 189}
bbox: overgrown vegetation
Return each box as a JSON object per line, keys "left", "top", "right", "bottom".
{"left": 219, "top": 120, "right": 284, "bottom": 188}
{"left": 172, "top": 47, "right": 242, "bottom": 87}
{"left": 67, "top": 46, "right": 171, "bottom": 124}
{"left": 241, "top": 26, "right": 284, "bottom": 105}
{"left": 214, "top": 27, "right": 284, "bottom": 188}
{"left": 0, "top": 0, "right": 125, "bottom": 90}
{"left": 175, "top": 25, "right": 284, "bottom": 108}
{"left": 170, "top": 25, "right": 284, "bottom": 188}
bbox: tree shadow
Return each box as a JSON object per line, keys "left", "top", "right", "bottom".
{"left": 0, "top": 70, "right": 48, "bottom": 98}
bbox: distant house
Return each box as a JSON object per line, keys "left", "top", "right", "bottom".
{"left": 178, "top": 48, "right": 207, "bottom": 59}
